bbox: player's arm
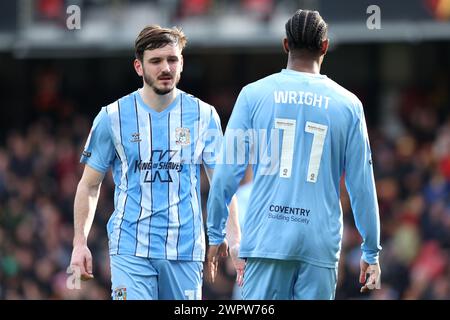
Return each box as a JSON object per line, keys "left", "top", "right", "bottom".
{"left": 204, "top": 167, "right": 244, "bottom": 285}
{"left": 225, "top": 196, "right": 245, "bottom": 286}
{"left": 206, "top": 89, "right": 251, "bottom": 283}
{"left": 70, "top": 165, "right": 105, "bottom": 281}
{"left": 70, "top": 107, "right": 115, "bottom": 281}
{"left": 344, "top": 102, "right": 382, "bottom": 292}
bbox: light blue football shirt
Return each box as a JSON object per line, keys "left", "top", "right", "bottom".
{"left": 207, "top": 69, "right": 381, "bottom": 268}
{"left": 81, "top": 89, "right": 222, "bottom": 261}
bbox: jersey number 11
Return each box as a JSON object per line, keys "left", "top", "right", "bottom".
{"left": 275, "top": 119, "right": 328, "bottom": 182}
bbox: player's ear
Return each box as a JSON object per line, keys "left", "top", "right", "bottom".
{"left": 282, "top": 38, "right": 289, "bottom": 53}
{"left": 321, "top": 39, "right": 329, "bottom": 56}
{"left": 134, "top": 58, "right": 143, "bottom": 76}
{"left": 180, "top": 55, "right": 184, "bottom": 73}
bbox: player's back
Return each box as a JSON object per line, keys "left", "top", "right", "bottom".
{"left": 237, "top": 69, "right": 364, "bottom": 267}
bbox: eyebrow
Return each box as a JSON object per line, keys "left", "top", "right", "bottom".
{"left": 147, "top": 55, "right": 179, "bottom": 62}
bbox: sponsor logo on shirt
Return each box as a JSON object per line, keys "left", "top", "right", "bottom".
{"left": 134, "top": 150, "right": 183, "bottom": 183}
{"left": 267, "top": 204, "right": 311, "bottom": 224}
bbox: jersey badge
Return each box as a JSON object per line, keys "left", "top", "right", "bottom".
{"left": 175, "top": 127, "right": 190, "bottom": 146}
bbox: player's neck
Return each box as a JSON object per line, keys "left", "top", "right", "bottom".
{"left": 140, "top": 86, "right": 177, "bottom": 112}
{"left": 287, "top": 58, "right": 321, "bottom": 74}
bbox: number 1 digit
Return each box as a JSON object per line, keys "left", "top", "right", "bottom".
{"left": 304, "top": 121, "right": 328, "bottom": 183}
{"left": 275, "top": 119, "right": 296, "bottom": 178}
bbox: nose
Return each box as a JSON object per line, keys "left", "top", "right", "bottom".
{"left": 161, "top": 60, "right": 170, "bottom": 73}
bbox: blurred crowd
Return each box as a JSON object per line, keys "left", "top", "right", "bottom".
{"left": 34, "top": 0, "right": 289, "bottom": 23}
{"left": 0, "top": 116, "right": 113, "bottom": 299}
{"left": 0, "top": 80, "right": 449, "bottom": 299}
{"left": 336, "top": 83, "right": 450, "bottom": 300}
{"left": 30, "top": 0, "right": 450, "bottom": 30}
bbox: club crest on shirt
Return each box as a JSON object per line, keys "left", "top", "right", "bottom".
{"left": 175, "top": 127, "right": 190, "bottom": 146}
{"left": 113, "top": 286, "right": 127, "bottom": 300}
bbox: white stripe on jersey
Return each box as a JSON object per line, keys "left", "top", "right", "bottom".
{"left": 191, "top": 99, "right": 211, "bottom": 259}
{"left": 107, "top": 101, "right": 129, "bottom": 254}
{"left": 193, "top": 103, "right": 206, "bottom": 165}
{"left": 135, "top": 103, "right": 153, "bottom": 257}
{"left": 166, "top": 107, "right": 181, "bottom": 259}
{"left": 190, "top": 164, "right": 203, "bottom": 259}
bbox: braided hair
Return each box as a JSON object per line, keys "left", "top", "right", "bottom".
{"left": 285, "top": 9, "right": 328, "bottom": 53}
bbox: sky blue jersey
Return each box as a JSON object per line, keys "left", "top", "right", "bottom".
{"left": 81, "top": 89, "right": 222, "bottom": 261}
{"left": 207, "top": 69, "right": 381, "bottom": 268}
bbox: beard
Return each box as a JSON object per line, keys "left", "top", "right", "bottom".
{"left": 143, "top": 70, "right": 180, "bottom": 95}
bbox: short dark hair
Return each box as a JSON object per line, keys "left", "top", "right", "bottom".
{"left": 285, "top": 9, "right": 328, "bottom": 53}
{"left": 135, "top": 25, "right": 187, "bottom": 61}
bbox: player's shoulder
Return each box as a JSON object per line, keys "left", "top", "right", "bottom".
{"left": 103, "top": 91, "right": 136, "bottom": 114}
{"left": 323, "top": 77, "right": 363, "bottom": 111}
{"left": 242, "top": 73, "right": 279, "bottom": 93}
{"left": 179, "top": 90, "right": 218, "bottom": 115}
{"left": 235, "top": 73, "right": 280, "bottom": 105}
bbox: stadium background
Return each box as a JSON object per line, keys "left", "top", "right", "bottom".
{"left": 0, "top": 0, "right": 449, "bottom": 300}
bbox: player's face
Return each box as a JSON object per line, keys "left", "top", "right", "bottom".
{"left": 140, "top": 44, "right": 183, "bottom": 95}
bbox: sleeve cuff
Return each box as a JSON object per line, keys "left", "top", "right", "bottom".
{"left": 362, "top": 251, "right": 379, "bottom": 265}
{"left": 207, "top": 234, "right": 226, "bottom": 246}
{"left": 80, "top": 158, "right": 109, "bottom": 174}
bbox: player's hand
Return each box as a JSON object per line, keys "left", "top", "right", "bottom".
{"left": 359, "top": 259, "right": 381, "bottom": 293}
{"left": 205, "top": 240, "right": 228, "bottom": 284}
{"left": 229, "top": 244, "right": 245, "bottom": 287}
{"left": 70, "top": 245, "right": 94, "bottom": 281}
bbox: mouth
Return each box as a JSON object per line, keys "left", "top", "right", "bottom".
{"left": 158, "top": 75, "right": 173, "bottom": 81}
